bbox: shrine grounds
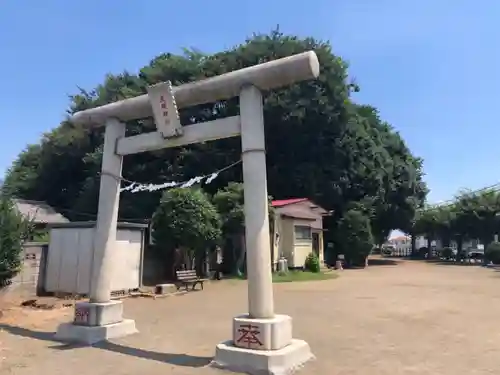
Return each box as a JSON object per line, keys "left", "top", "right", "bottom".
{"left": 2, "top": 259, "right": 500, "bottom": 375}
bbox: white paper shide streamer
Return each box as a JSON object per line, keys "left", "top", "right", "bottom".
{"left": 114, "top": 160, "right": 241, "bottom": 194}
{"left": 120, "top": 172, "right": 219, "bottom": 193}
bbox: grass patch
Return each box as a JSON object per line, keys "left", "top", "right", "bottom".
{"left": 228, "top": 271, "right": 337, "bottom": 283}
{"left": 273, "top": 270, "right": 337, "bottom": 283}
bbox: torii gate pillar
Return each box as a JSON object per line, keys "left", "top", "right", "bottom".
{"left": 55, "top": 51, "right": 320, "bottom": 375}
{"left": 211, "top": 85, "right": 313, "bottom": 375}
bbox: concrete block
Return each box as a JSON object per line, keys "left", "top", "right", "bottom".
{"left": 212, "top": 339, "right": 314, "bottom": 375}
{"left": 233, "top": 314, "right": 292, "bottom": 350}
{"left": 154, "top": 283, "right": 176, "bottom": 295}
{"left": 55, "top": 319, "right": 137, "bottom": 345}
{"left": 74, "top": 300, "right": 123, "bottom": 326}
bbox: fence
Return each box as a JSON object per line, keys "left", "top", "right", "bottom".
{"left": 381, "top": 248, "right": 412, "bottom": 257}
{"left": 7, "top": 242, "right": 48, "bottom": 296}
{"left": 382, "top": 248, "right": 462, "bottom": 259}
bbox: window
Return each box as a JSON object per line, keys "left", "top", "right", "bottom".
{"left": 294, "top": 225, "right": 312, "bottom": 240}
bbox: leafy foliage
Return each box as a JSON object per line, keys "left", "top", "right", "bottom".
{"left": 0, "top": 196, "right": 34, "bottom": 287}
{"left": 485, "top": 242, "right": 500, "bottom": 264}
{"left": 151, "top": 188, "right": 221, "bottom": 275}
{"left": 414, "top": 208, "right": 441, "bottom": 250}
{"left": 336, "top": 209, "right": 373, "bottom": 267}
{"left": 212, "top": 183, "right": 245, "bottom": 235}
{"left": 304, "top": 252, "right": 321, "bottom": 273}
{"left": 212, "top": 182, "right": 275, "bottom": 275}
{"left": 3, "top": 30, "right": 427, "bottom": 251}
{"left": 440, "top": 247, "right": 454, "bottom": 260}
{"left": 413, "top": 188, "right": 500, "bottom": 258}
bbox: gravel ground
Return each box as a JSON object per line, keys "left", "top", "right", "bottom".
{"left": 1, "top": 259, "right": 500, "bottom": 375}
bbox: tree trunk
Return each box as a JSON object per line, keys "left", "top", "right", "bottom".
{"left": 411, "top": 233, "right": 416, "bottom": 256}
{"left": 167, "top": 247, "right": 183, "bottom": 280}
{"left": 182, "top": 248, "right": 194, "bottom": 270}
{"left": 427, "top": 237, "right": 432, "bottom": 259}
{"left": 481, "top": 236, "right": 492, "bottom": 266}
{"left": 456, "top": 236, "right": 463, "bottom": 263}
{"left": 442, "top": 236, "right": 451, "bottom": 248}
{"left": 270, "top": 216, "right": 276, "bottom": 272}
{"left": 236, "top": 232, "right": 247, "bottom": 277}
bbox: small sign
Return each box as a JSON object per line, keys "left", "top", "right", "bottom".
{"left": 338, "top": 254, "right": 345, "bottom": 260}
{"left": 74, "top": 307, "right": 90, "bottom": 325}
{"left": 147, "top": 81, "right": 182, "bottom": 139}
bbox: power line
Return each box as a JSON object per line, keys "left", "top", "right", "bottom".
{"left": 420, "top": 182, "right": 500, "bottom": 212}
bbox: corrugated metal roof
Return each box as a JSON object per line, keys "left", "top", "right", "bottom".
{"left": 276, "top": 204, "right": 320, "bottom": 220}
{"left": 271, "top": 198, "right": 308, "bottom": 207}
{"left": 13, "top": 199, "right": 69, "bottom": 224}
{"left": 47, "top": 221, "right": 147, "bottom": 229}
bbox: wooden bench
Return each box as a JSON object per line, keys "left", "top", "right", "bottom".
{"left": 175, "top": 270, "right": 206, "bottom": 291}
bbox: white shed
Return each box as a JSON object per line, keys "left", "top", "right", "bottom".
{"left": 44, "top": 221, "right": 148, "bottom": 295}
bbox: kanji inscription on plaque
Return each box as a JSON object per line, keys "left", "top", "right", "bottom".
{"left": 74, "top": 306, "right": 90, "bottom": 325}
{"left": 147, "top": 80, "right": 182, "bottom": 139}
{"left": 235, "top": 323, "right": 263, "bottom": 349}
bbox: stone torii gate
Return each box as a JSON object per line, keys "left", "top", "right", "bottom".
{"left": 55, "top": 51, "right": 320, "bottom": 375}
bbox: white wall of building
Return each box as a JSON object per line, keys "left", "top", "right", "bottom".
{"left": 386, "top": 235, "right": 483, "bottom": 252}
{"left": 45, "top": 224, "right": 145, "bottom": 295}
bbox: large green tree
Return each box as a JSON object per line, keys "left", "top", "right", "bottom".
{"left": 151, "top": 188, "right": 221, "bottom": 277}
{"left": 414, "top": 189, "right": 500, "bottom": 261}
{"left": 3, "top": 30, "right": 427, "bottom": 248}
{"left": 356, "top": 105, "right": 426, "bottom": 246}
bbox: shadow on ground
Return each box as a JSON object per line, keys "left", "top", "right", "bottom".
{"left": 0, "top": 323, "right": 211, "bottom": 368}
{"left": 424, "top": 260, "right": 484, "bottom": 267}
{"left": 367, "top": 258, "right": 400, "bottom": 266}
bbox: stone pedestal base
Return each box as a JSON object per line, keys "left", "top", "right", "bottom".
{"left": 55, "top": 300, "right": 137, "bottom": 345}
{"left": 212, "top": 339, "right": 313, "bottom": 375}
{"left": 335, "top": 260, "right": 343, "bottom": 270}
{"left": 233, "top": 314, "right": 292, "bottom": 350}
{"left": 55, "top": 319, "right": 137, "bottom": 345}
{"left": 212, "top": 314, "right": 313, "bottom": 375}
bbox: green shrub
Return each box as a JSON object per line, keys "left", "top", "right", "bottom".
{"left": 416, "top": 247, "right": 428, "bottom": 259}
{"left": 441, "top": 247, "right": 454, "bottom": 259}
{"left": 152, "top": 188, "right": 221, "bottom": 277}
{"left": 304, "top": 252, "right": 321, "bottom": 273}
{"left": 485, "top": 242, "right": 500, "bottom": 264}
{"left": 336, "top": 209, "right": 373, "bottom": 267}
{"left": 456, "top": 249, "right": 466, "bottom": 261}
{"left": 0, "top": 196, "right": 33, "bottom": 287}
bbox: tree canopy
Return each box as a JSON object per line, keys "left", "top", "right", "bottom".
{"left": 212, "top": 182, "right": 275, "bottom": 274}
{"left": 151, "top": 187, "right": 221, "bottom": 275}
{"left": 2, "top": 30, "right": 427, "bottom": 245}
{"left": 413, "top": 188, "right": 500, "bottom": 257}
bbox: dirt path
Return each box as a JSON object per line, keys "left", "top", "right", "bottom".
{"left": 1, "top": 259, "right": 500, "bottom": 375}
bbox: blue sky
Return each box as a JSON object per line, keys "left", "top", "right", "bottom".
{"left": 1, "top": 0, "right": 499, "bottom": 206}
